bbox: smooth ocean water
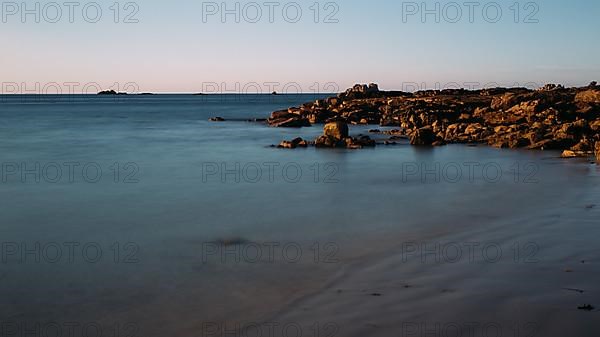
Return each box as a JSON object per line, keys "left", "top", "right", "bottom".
{"left": 1, "top": 95, "right": 599, "bottom": 336}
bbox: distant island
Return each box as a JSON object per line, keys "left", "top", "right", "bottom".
{"left": 97, "top": 90, "right": 128, "bottom": 95}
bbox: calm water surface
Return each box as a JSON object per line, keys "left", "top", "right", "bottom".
{"left": 1, "top": 95, "right": 599, "bottom": 335}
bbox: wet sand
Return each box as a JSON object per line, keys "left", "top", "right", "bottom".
{"left": 79, "top": 151, "right": 600, "bottom": 337}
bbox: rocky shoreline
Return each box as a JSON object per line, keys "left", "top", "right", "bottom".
{"left": 268, "top": 83, "right": 600, "bottom": 159}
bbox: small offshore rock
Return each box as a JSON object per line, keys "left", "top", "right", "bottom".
{"left": 278, "top": 137, "right": 309, "bottom": 149}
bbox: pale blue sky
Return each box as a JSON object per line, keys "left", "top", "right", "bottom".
{"left": 1, "top": 0, "right": 599, "bottom": 92}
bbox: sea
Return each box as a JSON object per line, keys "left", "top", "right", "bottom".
{"left": 1, "top": 94, "right": 599, "bottom": 336}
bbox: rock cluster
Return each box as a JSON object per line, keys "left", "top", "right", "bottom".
{"left": 278, "top": 122, "right": 375, "bottom": 150}
{"left": 278, "top": 137, "right": 310, "bottom": 149}
{"left": 269, "top": 83, "right": 600, "bottom": 159}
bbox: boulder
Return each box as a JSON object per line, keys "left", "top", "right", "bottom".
{"left": 278, "top": 137, "right": 309, "bottom": 149}
{"left": 326, "top": 97, "right": 340, "bottom": 106}
{"left": 345, "top": 136, "right": 376, "bottom": 149}
{"left": 278, "top": 140, "right": 296, "bottom": 149}
{"left": 539, "top": 84, "right": 563, "bottom": 91}
{"left": 571, "top": 139, "right": 594, "bottom": 152}
{"left": 491, "top": 93, "right": 518, "bottom": 110}
{"left": 561, "top": 150, "right": 589, "bottom": 158}
{"left": 270, "top": 110, "right": 291, "bottom": 119}
{"left": 323, "top": 122, "right": 349, "bottom": 140}
{"left": 410, "top": 127, "right": 436, "bottom": 146}
{"left": 464, "top": 123, "right": 484, "bottom": 135}
{"left": 339, "top": 83, "right": 381, "bottom": 99}
{"left": 315, "top": 135, "right": 345, "bottom": 148}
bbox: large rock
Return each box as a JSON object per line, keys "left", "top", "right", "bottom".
{"left": 338, "top": 83, "right": 381, "bottom": 99}
{"left": 596, "top": 142, "right": 600, "bottom": 161}
{"left": 323, "top": 122, "right": 349, "bottom": 140}
{"left": 410, "top": 127, "right": 436, "bottom": 146}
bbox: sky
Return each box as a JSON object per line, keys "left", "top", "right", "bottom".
{"left": 1, "top": 0, "right": 599, "bottom": 93}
